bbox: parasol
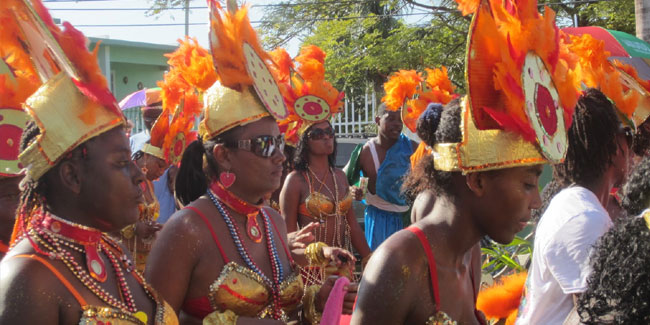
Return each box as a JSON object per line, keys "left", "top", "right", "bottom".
{"left": 118, "top": 87, "right": 162, "bottom": 111}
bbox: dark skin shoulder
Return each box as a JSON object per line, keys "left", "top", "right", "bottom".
{"left": 145, "top": 199, "right": 209, "bottom": 314}
{"left": 351, "top": 228, "right": 431, "bottom": 324}
{"left": 1, "top": 238, "right": 157, "bottom": 324}
{"left": 352, "top": 220, "right": 481, "bottom": 325}
{"left": 280, "top": 170, "right": 308, "bottom": 233}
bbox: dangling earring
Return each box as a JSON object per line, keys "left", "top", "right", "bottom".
{"left": 141, "top": 158, "right": 148, "bottom": 174}
{"left": 219, "top": 171, "right": 236, "bottom": 189}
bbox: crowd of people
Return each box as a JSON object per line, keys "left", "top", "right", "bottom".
{"left": 1, "top": 0, "right": 650, "bottom": 324}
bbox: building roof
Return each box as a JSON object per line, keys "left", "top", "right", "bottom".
{"left": 88, "top": 37, "right": 177, "bottom": 52}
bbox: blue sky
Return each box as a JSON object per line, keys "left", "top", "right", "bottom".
{"left": 43, "top": 0, "right": 301, "bottom": 53}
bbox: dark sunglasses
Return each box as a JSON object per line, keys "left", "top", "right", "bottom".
{"left": 308, "top": 127, "right": 335, "bottom": 140}
{"left": 225, "top": 135, "right": 285, "bottom": 158}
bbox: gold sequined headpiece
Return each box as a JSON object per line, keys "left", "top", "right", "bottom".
{"left": 200, "top": 0, "right": 288, "bottom": 141}
{"left": 271, "top": 46, "right": 344, "bottom": 146}
{"left": 7, "top": 0, "right": 124, "bottom": 181}
{"left": 435, "top": 0, "right": 579, "bottom": 173}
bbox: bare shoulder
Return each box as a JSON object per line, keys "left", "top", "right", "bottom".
{"left": 333, "top": 168, "right": 349, "bottom": 186}
{"left": 283, "top": 170, "right": 305, "bottom": 188}
{"left": 264, "top": 206, "right": 288, "bottom": 236}
{"left": 0, "top": 243, "right": 67, "bottom": 321}
{"left": 156, "top": 200, "right": 214, "bottom": 250}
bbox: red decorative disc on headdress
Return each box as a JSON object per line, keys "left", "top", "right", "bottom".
{"left": 0, "top": 108, "right": 29, "bottom": 177}
{"left": 294, "top": 95, "right": 331, "bottom": 122}
{"left": 522, "top": 53, "right": 567, "bottom": 162}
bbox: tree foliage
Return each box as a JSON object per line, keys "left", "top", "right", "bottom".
{"left": 260, "top": 0, "right": 469, "bottom": 95}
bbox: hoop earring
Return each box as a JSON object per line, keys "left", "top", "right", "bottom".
{"left": 219, "top": 171, "right": 236, "bottom": 189}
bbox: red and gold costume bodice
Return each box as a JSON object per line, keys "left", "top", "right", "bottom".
{"left": 181, "top": 206, "right": 303, "bottom": 320}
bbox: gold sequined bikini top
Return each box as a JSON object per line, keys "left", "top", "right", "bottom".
{"left": 12, "top": 254, "right": 178, "bottom": 325}
{"left": 299, "top": 171, "right": 353, "bottom": 219}
{"left": 180, "top": 206, "right": 303, "bottom": 320}
{"left": 208, "top": 262, "right": 303, "bottom": 318}
{"left": 139, "top": 180, "right": 160, "bottom": 222}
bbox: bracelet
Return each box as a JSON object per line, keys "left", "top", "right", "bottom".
{"left": 305, "top": 242, "right": 329, "bottom": 266}
{"left": 120, "top": 224, "right": 136, "bottom": 239}
{"left": 203, "top": 309, "right": 238, "bottom": 325}
{"left": 302, "top": 284, "right": 323, "bottom": 325}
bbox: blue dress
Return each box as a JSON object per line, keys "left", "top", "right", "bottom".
{"left": 363, "top": 134, "right": 413, "bottom": 250}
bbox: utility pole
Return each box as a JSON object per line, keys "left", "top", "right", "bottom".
{"left": 636, "top": 0, "right": 650, "bottom": 43}
{"left": 184, "top": 0, "right": 190, "bottom": 36}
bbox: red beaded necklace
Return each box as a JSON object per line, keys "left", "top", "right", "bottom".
{"left": 209, "top": 181, "right": 264, "bottom": 243}
{"left": 39, "top": 213, "right": 108, "bottom": 282}
{"left": 30, "top": 211, "right": 143, "bottom": 313}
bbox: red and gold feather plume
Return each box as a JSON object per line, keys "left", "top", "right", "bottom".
{"left": 208, "top": 0, "right": 271, "bottom": 91}
{"left": 154, "top": 37, "right": 213, "bottom": 163}
{"left": 564, "top": 33, "right": 639, "bottom": 120}
{"left": 0, "top": 0, "right": 40, "bottom": 110}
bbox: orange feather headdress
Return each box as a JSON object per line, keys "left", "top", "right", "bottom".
{"left": 431, "top": 0, "right": 579, "bottom": 173}
{"left": 144, "top": 38, "right": 211, "bottom": 164}
{"left": 563, "top": 33, "right": 641, "bottom": 127}
{"left": 5, "top": 0, "right": 125, "bottom": 182}
{"left": 200, "top": 0, "right": 288, "bottom": 140}
{"left": 273, "top": 45, "right": 344, "bottom": 146}
{"left": 382, "top": 67, "right": 457, "bottom": 133}
{"left": 0, "top": 1, "right": 40, "bottom": 177}
{"left": 382, "top": 67, "right": 458, "bottom": 169}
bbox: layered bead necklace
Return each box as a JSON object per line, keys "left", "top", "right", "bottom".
{"left": 206, "top": 185, "right": 285, "bottom": 320}
{"left": 28, "top": 211, "right": 151, "bottom": 315}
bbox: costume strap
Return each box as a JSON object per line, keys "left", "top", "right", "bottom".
{"left": 12, "top": 254, "right": 88, "bottom": 307}
{"left": 267, "top": 209, "right": 295, "bottom": 266}
{"left": 303, "top": 171, "right": 314, "bottom": 193}
{"left": 184, "top": 206, "right": 230, "bottom": 264}
{"left": 405, "top": 226, "right": 440, "bottom": 312}
{"left": 367, "top": 141, "right": 381, "bottom": 173}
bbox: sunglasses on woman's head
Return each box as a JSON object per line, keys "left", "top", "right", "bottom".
{"left": 225, "top": 135, "right": 285, "bottom": 158}
{"left": 308, "top": 127, "right": 335, "bottom": 140}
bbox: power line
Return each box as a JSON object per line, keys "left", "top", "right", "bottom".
{"left": 72, "top": 11, "right": 431, "bottom": 27}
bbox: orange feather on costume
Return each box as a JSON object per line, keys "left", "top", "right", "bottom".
{"left": 208, "top": 0, "right": 271, "bottom": 92}
{"left": 274, "top": 45, "right": 344, "bottom": 146}
{"left": 157, "top": 37, "right": 211, "bottom": 163}
{"left": 382, "top": 70, "right": 422, "bottom": 112}
{"left": 476, "top": 272, "right": 527, "bottom": 325}
{"left": 0, "top": 0, "right": 40, "bottom": 110}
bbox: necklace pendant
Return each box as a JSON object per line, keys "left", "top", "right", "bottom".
{"left": 246, "top": 213, "right": 263, "bottom": 243}
{"left": 85, "top": 243, "right": 107, "bottom": 282}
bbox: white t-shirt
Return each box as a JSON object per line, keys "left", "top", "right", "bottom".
{"left": 516, "top": 186, "right": 612, "bottom": 325}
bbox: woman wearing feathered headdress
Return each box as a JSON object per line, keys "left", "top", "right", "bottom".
{"left": 0, "top": 0, "right": 178, "bottom": 323}
{"left": 145, "top": 2, "right": 357, "bottom": 324}
{"left": 274, "top": 45, "right": 371, "bottom": 286}
{"left": 352, "top": 0, "right": 579, "bottom": 322}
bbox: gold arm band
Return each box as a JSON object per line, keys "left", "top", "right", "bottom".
{"left": 305, "top": 242, "right": 329, "bottom": 266}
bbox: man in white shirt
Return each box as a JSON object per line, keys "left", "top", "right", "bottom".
{"left": 517, "top": 88, "right": 632, "bottom": 324}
